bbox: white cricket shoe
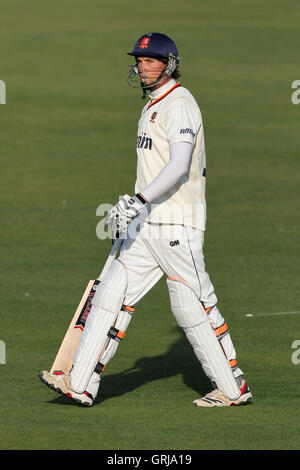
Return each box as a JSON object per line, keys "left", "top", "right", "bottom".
{"left": 38, "top": 370, "right": 94, "bottom": 407}
{"left": 193, "top": 380, "right": 252, "bottom": 407}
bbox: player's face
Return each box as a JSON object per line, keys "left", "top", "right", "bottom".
{"left": 136, "top": 57, "right": 170, "bottom": 89}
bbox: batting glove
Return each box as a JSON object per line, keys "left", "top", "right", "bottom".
{"left": 105, "top": 193, "right": 148, "bottom": 238}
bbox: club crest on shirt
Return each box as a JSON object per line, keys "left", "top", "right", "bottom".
{"left": 150, "top": 112, "right": 157, "bottom": 123}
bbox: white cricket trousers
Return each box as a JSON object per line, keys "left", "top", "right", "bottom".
{"left": 119, "top": 222, "right": 243, "bottom": 379}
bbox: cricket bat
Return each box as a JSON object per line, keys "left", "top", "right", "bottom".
{"left": 50, "top": 238, "right": 123, "bottom": 375}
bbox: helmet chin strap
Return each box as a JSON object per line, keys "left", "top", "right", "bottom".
{"left": 141, "top": 86, "right": 147, "bottom": 99}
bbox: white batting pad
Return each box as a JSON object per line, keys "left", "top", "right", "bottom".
{"left": 84, "top": 306, "right": 134, "bottom": 399}
{"left": 167, "top": 279, "right": 240, "bottom": 400}
{"left": 70, "top": 260, "right": 127, "bottom": 393}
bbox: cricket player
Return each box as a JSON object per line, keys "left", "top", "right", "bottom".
{"left": 40, "top": 32, "right": 252, "bottom": 407}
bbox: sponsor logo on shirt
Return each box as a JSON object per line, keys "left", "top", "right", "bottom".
{"left": 180, "top": 128, "right": 195, "bottom": 138}
{"left": 136, "top": 132, "right": 152, "bottom": 150}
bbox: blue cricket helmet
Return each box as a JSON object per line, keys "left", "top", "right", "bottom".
{"left": 127, "top": 33, "right": 180, "bottom": 98}
{"left": 127, "top": 32, "right": 179, "bottom": 63}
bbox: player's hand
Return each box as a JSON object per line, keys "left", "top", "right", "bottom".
{"left": 105, "top": 193, "right": 148, "bottom": 239}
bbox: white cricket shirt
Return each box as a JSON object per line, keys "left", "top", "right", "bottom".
{"left": 135, "top": 79, "right": 207, "bottom": 230}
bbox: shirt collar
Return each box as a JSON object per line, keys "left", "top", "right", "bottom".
{"left": 148, "top": 79, "right": 177, "bottom": 101}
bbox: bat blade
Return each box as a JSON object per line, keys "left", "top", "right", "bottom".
{"left": 50, "top": 279, "right": 100, "bottom": 375}
{"left": 46, "top": 238, "right": 123, "bottom": 376}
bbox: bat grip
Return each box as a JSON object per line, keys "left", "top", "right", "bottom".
{"left": 97, "top": 238, "right": 123, "bottom": 281}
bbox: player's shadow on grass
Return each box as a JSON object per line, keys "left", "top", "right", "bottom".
{"left": 97, "top": 328, "right": 211, "bottom": 405}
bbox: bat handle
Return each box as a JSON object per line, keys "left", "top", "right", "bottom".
{"left": 97, "top": 238, "right": 123, "bottom": 281}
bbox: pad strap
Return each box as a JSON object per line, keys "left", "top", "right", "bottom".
{"left": 108, "top": 326, "right": 125, "bottom": 342}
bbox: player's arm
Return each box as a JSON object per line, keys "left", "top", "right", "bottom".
{"left": 140, "top": 141, "right": 193, "bottom": 203}
{"left": 105, "top": 143, "right": 192, "bottom": 238}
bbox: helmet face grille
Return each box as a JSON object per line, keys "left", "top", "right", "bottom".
{"left": 127, "top": 63, "right": 167, "bottom": 90}
{"left": 127, "top": 64, "right": 141, "bottom": 89}
{"left": 164, "top": 53, "right": 179, "bottom": 77}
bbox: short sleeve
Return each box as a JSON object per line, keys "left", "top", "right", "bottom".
{"left": 165, "top": 98, "right": 201, "bottom": 145}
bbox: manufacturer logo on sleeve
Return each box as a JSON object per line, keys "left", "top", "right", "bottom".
{"left": 180, "top": 128, "right": 195, "bottom": 138}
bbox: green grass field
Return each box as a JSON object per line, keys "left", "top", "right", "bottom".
{"left": 1, "top": 0, "right": 299, "bottom": 451}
